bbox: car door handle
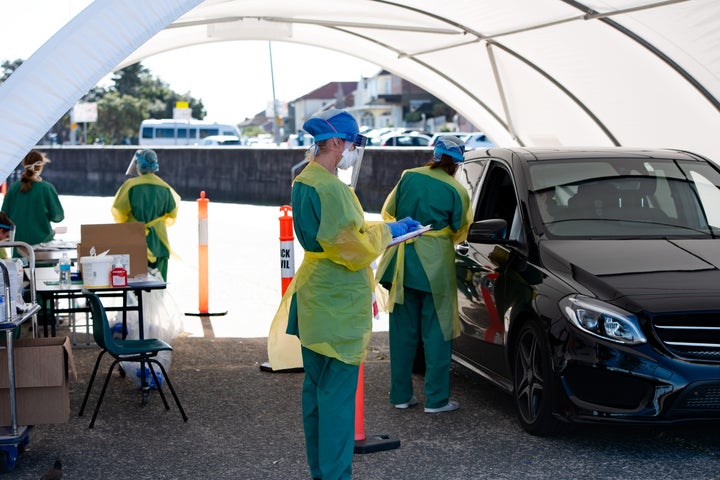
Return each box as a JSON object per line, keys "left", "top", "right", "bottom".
{"left": 456, "top": 242, "right": 469, "bottom": 256}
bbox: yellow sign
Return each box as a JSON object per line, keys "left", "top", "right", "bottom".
{"left": 176, "top": 101, "right": 189, "bottom": 109}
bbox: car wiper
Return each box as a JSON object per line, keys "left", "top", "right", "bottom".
{"left": 544, "top": 217, "right": 716, "bottom": 237}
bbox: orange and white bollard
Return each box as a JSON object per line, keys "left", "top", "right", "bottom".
{"left": 261, "top": 205, "right": 302, "bottom": 372}
{"left": 279, "top": 205, "right": 294, "bottom": 295}
{"left": 198, "top": 191, "right": 209, "bottom": 314}
{"left": 185, "top": 191, "right": 226, "bottom": 317}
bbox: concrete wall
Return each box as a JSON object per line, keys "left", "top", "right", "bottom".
{"left": 5, "top": 146, "right": 431, "bottom": 212}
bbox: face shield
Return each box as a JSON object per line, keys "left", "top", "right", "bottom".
{"left": 342, "top": 134, "right": 368, "bottom": 190}
{"left": 125, "top": 151, "right": 139, "bottom": 175}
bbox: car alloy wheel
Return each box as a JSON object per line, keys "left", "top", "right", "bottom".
{"left": 513, "top": 320, "right": 560, "bottom": 436}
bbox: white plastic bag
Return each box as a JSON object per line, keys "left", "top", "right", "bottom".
{"left": 117, "top": 270, "right": 184, "bottom": 388}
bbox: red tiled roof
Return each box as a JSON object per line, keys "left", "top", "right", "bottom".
{"left": 295, "top": 81, "right": 358, "bottom": 101}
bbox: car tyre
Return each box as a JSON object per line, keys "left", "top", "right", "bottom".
{"left": 513, "top": 320, "right": 561, "bottom": 436}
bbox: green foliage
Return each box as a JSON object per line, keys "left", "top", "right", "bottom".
{"left": 89, "top": 92, "right": 148, "bottom": 144}
{"left": 241, "top": 125, "right": 266, "bottom": 137}
{"left": 1, "top": 59, "right": 23, "bottom": 82}
{"left": 112, "top": 63, "right": 149, "bottom": 96}
{"left": 404, "top": 110, "right": 423, "bottom": 122}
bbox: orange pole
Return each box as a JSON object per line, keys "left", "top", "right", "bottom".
{"left": 197, "top": 191, "right": 209, "bottom": 314}
{"left": 354, "top": 362, "right": 366, "bottom": 441}
{"left": 279, "top": 205, "right": 294, "bottom": 295}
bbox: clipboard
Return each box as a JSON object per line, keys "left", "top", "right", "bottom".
{"left": 387, "top": 225, "right": 432, "bottom": 247}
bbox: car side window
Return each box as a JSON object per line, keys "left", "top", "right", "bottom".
{"left": 457, "top": 160, "right": 487, "bottom": 201}
{"left": 475, "top": 164, "right": 520, "bottom": 240}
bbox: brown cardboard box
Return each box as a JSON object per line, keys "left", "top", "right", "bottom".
{"left": 78, "top": 223, "right": 147, "bottom": 278}
{"left": 0, "top": 336, "right": 77, "bottom": 426}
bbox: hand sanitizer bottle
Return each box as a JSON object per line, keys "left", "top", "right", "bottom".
{"left": 111, "top": 257, "right": 127, "bottom": 287}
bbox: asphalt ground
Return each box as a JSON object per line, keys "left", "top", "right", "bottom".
{"left": 6, "top": 329, "right": 720, "bottom": 480}
{"left": 4, "top": 196, "right": 720, "bottom": 479}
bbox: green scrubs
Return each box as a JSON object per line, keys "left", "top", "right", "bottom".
{"left": 377, "top": 166, "right": 472, "bottom": 408}
{"left": 281, "top": 161, "right": 390, "bottom": 480}
{"left": 111, "top": 173, "right": 179, "bottom": 281}
{"left": 1, "top": 180, "right": 64, "bottom": 247}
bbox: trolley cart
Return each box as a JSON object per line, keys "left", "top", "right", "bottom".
{"left": 0, "top": 243, "right": 40, "bottom": 472}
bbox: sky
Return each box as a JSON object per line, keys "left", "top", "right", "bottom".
{"left": 0, "top": 0, "right": 382, "bottom": 125}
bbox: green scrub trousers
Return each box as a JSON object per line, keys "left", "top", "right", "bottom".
{"left": 301, "top": 346, "right": 359, "bottom": 480}
{"left": 389, "top": 287, "right": 452, "bottom": 409}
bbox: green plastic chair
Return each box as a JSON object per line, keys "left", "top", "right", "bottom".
{"left": 78, "top": 289, "right": 188, "bottom": 428}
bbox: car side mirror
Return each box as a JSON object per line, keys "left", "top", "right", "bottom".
{"left": 467, "top": 219, "right": 508, "bottom": 243}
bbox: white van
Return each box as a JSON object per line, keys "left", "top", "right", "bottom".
{"left": 138, "top": 119, "right": 240, "bottom": 146}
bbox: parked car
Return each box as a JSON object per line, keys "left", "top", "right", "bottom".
{"left": 453, "top": 147, "right": 720, "bottom": 435}
{"left": 370, "top": 131, "right": 431, "bottom": 147}
{"left": 200, "top": 135, "right": 241, "bottom": 146}
{"left": 463, "top": 132, "right": 494, "bottom": 149}
{"left": 430, "top": 132, "right": 471, "bottom": 146}
{"left": 430, "top": 131, "right": 495, "bottom": 149}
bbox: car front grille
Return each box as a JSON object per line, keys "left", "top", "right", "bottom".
{"left": 676, "top": 384, "right": 720, "bottom": 410}
{"left": 651, "top": 313, "right": 720, "bottom": 362}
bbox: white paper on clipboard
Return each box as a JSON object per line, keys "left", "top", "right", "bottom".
{"left": 387, "top": 225, "right": 432, "bottom": 247}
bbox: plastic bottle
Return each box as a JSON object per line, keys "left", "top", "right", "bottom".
{"left": 0, "top": 296, "right": 5, "bottom": 323}
{"left": 59, "top": 252, "right": 72, "bottom": 289}
{"left": 111, "top": 257, "right": 127, "bottom": 287}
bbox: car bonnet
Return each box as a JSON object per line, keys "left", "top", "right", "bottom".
{"left": 539, "top": 238, "right": 720, "bottom": 312}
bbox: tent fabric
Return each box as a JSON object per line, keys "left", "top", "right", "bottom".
{"left": 1, "top": 0, "right": 720, "bottom": 179}
{"left": 0, "top": 0, "right": 204, "bottom": 179}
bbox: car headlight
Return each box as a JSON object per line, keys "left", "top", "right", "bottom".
{"left": 560, "top": 295, "right": 647, "bottom": 345}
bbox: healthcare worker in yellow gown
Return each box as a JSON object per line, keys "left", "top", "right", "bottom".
{"left": 271, "top": 109, "right": 419, "bottom": 480}
{"left": 377, "top": 135, "right": 472, "bottom": 414}
{"left": 111, "top": 149, "right": 180, "bottom": 281}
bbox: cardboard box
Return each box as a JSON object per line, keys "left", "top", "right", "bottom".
{"left": 0, "top": 336, "right": 77, "bottom": 426}
{"left": 78, "top": 223, "right": 147, "bottom": 278}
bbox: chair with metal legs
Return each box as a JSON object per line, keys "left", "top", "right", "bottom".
{"left": 78, "top": 289, "right": 188, "bottom": 428}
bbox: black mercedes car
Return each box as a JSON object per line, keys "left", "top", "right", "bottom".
{"left": 453, "top": 147, "right": 720, "bottom": 435}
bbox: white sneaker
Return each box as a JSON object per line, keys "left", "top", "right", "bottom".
{"left": 424, "top": 400, "right": 459, "bottom": 413}
{"left": 394, "top": 396, "right": 419, "bottom": 409}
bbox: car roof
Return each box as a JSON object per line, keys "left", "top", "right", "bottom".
{"left": 464, "top": 146, "right": 708, "bottom": 163}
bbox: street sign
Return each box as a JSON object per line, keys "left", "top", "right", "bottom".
{"left": 71, "top": 102, "right": 98, "bottom": 123}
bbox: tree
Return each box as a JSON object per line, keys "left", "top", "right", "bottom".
{"left": 90, "top": 92, "right": 148, "bottom": 145}
{"left": 112, "top": 62, "right": 148, "bottom": 96}
{"left": 0, "top": 59, "right": 23, "bottom": 82}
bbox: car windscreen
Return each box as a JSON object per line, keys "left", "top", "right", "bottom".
{"left": 527, "top": 158, "right": 720, "bottom": 238}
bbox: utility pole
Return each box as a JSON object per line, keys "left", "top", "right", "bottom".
{"left": 268, "top": 41, "right": 281, "bottom": 145}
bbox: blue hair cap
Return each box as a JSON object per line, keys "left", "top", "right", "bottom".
{"left": 433, "top": 135, "right": 466, "bottom": 163}
{"left": 135, "top": 149, "right": 159, "bottom": 174}
{"left": 302, "top": 109, "right": 359, "bottom": 143}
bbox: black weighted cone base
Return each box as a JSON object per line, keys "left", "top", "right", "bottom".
{"left": 354, "top": 434, "right": 401, "bottom": 454}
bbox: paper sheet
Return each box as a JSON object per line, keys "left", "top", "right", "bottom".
{"left": 387, "top": 225, "right": 432, "bottom": 247}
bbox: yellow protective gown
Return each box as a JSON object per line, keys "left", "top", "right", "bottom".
{"left": 268, "top": 162, "right": 391, "bottom": 369}
{"left": 111, "top": 173, "right": 180, "bottom": 264}
{"left": 376, "top": 166, "right": 472, "bottom": 341}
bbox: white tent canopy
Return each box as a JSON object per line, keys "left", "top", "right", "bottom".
{"left": 1, "top": 0, "right": 719, "bottom": 179}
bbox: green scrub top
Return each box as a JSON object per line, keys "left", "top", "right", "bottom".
{"left": 1, "top": 180, "right": 64, "bottom": 246}
{"left": 111, "top": 173, "right": 180, "bottom": 263}
{"left": 377, "top": 166, "right": 472, "bottom": 340}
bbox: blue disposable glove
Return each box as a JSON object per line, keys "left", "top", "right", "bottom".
{"left": 398, "top": 217, "right": 422, "bottom": 232}
{"left": 387, "top": 222, "right": 409, "bottom": 237}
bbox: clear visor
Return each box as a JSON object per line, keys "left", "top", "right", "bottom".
{"left": 347, "top": 141, "right": 366, "bottom": 190}
{"left": 125, "top": 151, "right": 138, "bottom": 175}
